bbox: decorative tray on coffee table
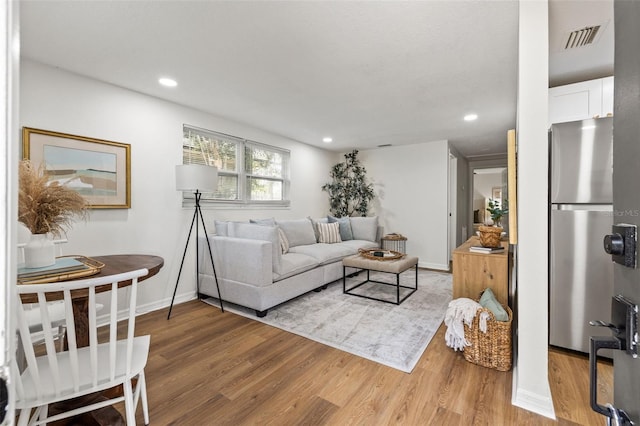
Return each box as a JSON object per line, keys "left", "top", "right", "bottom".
{"left": 357, "top": 248, "right": 404, "bottom": 261}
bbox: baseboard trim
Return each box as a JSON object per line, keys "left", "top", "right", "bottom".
{"left": 511, "top": 366, "right": 556, "bottom": 419}
{"left": 419, "top": 261, "right": 449, "bottom": 271}
{"left": 136, "top": 292, "right": 197, "bottom": 316}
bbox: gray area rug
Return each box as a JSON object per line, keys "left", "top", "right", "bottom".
{"left": 204, "top": 269, "right": 452, "bottom": 373}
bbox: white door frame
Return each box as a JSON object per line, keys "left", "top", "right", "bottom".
{"left": 448, "top": 151, "right": 457, "bottom": 264}
{"left": 1, "top": 0, "right": 20, "bottom": 422}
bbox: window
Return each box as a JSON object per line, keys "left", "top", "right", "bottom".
{"left": 183, "top": 125, "right": 290, "bottom": 206}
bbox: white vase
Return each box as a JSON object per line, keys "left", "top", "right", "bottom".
{"left": 24, "top": 233, "right": 56, "bottom": 268}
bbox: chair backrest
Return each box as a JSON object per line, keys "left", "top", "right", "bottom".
{"left": 13, "top": 268, "right": 148, "bottom": 406}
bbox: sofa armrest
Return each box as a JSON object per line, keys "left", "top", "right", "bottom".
{"left": 199, "top": 235, "right": 273, "bottom": 287}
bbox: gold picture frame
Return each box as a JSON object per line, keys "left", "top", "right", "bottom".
{"left": 22, "top": 127, "right": 131, "bottom": 209}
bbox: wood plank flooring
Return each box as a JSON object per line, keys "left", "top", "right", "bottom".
{"left": 110, "top": 299, "right": 614, "bottom": 425}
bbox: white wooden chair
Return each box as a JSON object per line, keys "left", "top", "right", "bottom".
{"left": 13, "top": 268, "right": 151, "bottom": 425}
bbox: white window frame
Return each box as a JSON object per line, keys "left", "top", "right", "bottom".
{"left": 183, "top": 125, "right": 290, "bottom": 207}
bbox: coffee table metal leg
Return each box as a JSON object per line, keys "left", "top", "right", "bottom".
{"left": 343, "top": 265, "right": 346, "bottom": 293}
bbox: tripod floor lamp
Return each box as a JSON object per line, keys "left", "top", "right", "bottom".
{"left": 168, "top": 164, "right": 224, "bottom": 319}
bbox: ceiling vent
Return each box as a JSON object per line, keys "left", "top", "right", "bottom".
{"left": 564, "top": 25, "right": 601, "bottom": 49}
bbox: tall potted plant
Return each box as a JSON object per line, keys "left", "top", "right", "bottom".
{"left": 478, "top": 198, "right": 507, "bottom": 248}
{"left": 321, "top": 150, "right": 375, "bottom": 217}
{"left": 18, "top": 160, "right": 88, "bottom": 267}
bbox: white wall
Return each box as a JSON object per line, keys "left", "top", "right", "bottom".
{"left": 513, "top": 0, "right": 555, "bottom": 419}
{"left": 19, "top": 59, "right": 338, "bottom": 312}
{"left": 358, "top": 141, "right": 450, "bottom": 270}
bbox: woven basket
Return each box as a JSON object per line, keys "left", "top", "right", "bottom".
{"left": 463, "top": 303, "right": 513, "bottom": 371}
{"left": 478, "top": 226, "right": 503, "bottom": 248}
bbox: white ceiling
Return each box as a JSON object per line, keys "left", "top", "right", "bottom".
{"left": 19, "top": 1, "right": 613, "bottom": 158}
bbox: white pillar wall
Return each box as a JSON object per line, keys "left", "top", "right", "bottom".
{"left": 512, "top": 0, "right": 555, "bottom": 419}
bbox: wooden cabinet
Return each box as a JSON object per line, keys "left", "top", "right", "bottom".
{"left": 548, "top": 76, "right": 614, "bottom": 126}
{"left": 452, "top": 236, "right": 509, "bottom": 306}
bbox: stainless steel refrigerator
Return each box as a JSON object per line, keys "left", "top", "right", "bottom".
{"left": 549, "top": 117, "right": 614, "bottom": 355}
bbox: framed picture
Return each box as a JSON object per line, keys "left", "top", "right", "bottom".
{"left": 22, "top": 127, "right": 131, "bottom": 209}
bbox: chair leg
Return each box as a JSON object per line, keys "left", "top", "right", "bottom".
{"left": 139, "top": 371, "right": 149, "bottom": 425}
{"left": 123, "top": 378, "right": 136, "bottom": 425}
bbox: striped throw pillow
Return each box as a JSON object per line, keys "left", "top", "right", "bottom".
{"left": 317, "top": 222, "right": 342, "bottom": 244}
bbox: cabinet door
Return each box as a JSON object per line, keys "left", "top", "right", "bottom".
{"left": 549, "top": 78, "right": 603, "bottom": 126}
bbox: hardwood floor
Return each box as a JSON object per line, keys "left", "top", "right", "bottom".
{"left": 117, "top": 300, "right": 612, "bottom": 425}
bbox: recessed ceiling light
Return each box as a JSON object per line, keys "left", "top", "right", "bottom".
{"left": 158, "top": 77, "right": 177, "bottom": 87}
{"left": 322, "top": 137, "right": 333, "bottom": 143}
{"left": 464, "top": 113, "right": 478, "bottom": 121}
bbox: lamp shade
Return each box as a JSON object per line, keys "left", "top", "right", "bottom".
{"left": 175, "top": 164, "right": 219, "bottom": 192}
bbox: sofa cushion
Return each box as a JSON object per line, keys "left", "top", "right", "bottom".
{"left": 328, "top": 216, "right": 353, "bottom": 241}
{"left": 214, "top": 220, "right": 229, "bottom": 236}
{"left": 251, "top": 218, "right": 289, "bottom": 254}
{"left": 350, "top": 216, "right": 379, "bottom": 242}
{"left": 228, "top": 222, "right": 282, "bottom": 274}
{"left": 273, "top": 252, "right": 319, "bottom": 282}
{"left": 338, "top": 239, "right": 380, "bottom": 251}
{"left": 317, "top": 222, "right": 342, "bottom": 244}
{"left": 289, "top": 242, "right": 355, "bottom": 265}
{"left": 276, "top": 218, "right": 317, "bottom": 247}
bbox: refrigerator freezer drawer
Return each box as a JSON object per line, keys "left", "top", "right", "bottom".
{"left": 550, "top": 208, "right": 614, "bottom": 354}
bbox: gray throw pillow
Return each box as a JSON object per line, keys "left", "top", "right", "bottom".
{"left": 350, "top": 216, "right": 378, "bottom": 242}
{"left": 479, "top": 288, "right": 508, "bottom": 322}
{"left": 276, "top": 218, "right": 317, "bottom": 247}
{"left": 328, "top": 215, "right": 353, "bottom": 241}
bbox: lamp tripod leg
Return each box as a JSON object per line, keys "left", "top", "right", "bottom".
{"left": 167, "top": 205, "right": 198, "bottom": 320}
{"left": 197, "top": 204, "right": 224, "bottom": 312}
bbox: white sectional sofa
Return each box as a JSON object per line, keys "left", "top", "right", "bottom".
{"left": 198, "top": 216, "right": 381, "bottom": 317}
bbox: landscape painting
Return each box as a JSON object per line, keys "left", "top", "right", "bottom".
{"left": 23, "top": 128, "right": 131, "bottom": 208}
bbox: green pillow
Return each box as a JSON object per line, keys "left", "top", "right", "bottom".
{"left": 479, "top": 288, "right": 509, "bottom": 322}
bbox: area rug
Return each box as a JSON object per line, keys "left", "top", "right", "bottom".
{"left": 204, "top": 269, "right": 452, "bottom": 373}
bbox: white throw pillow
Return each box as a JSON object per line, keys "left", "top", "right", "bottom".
{"left": 317, "top": 222, "right": 342, "bottom": 244}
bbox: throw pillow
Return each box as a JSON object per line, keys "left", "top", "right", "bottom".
{"left": 250, "top": 217, "right": 276, "bottom": 226}
{"left": 349, "top": 216, "right": 378, "bottom": 242}
{"left": 277, "top": 227, "right": 290, "bottom": 254}
{"left": 307, "top": 216, "right": 328, "bottom": 242}
{"left": 317, "top": 222, "right": 342, "bottom": 244}
{"left": 479, "top": 288, "right": 509, "bottom": 322}
{"left": 276, "top": 218, "right": 317, "bottom": 247}
{"left": 328, "top": 215, "right": 353, "bottom": 241}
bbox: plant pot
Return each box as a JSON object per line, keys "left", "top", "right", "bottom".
{"left": 24, "top": 233, "right": 56, "bottom": 268}
{"left": 478, "top": 226, "right": 503, "bottom": 248}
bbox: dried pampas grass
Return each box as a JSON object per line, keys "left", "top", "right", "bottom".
{"left": 19, "top": 160, "right": 88, "bottom": 237}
